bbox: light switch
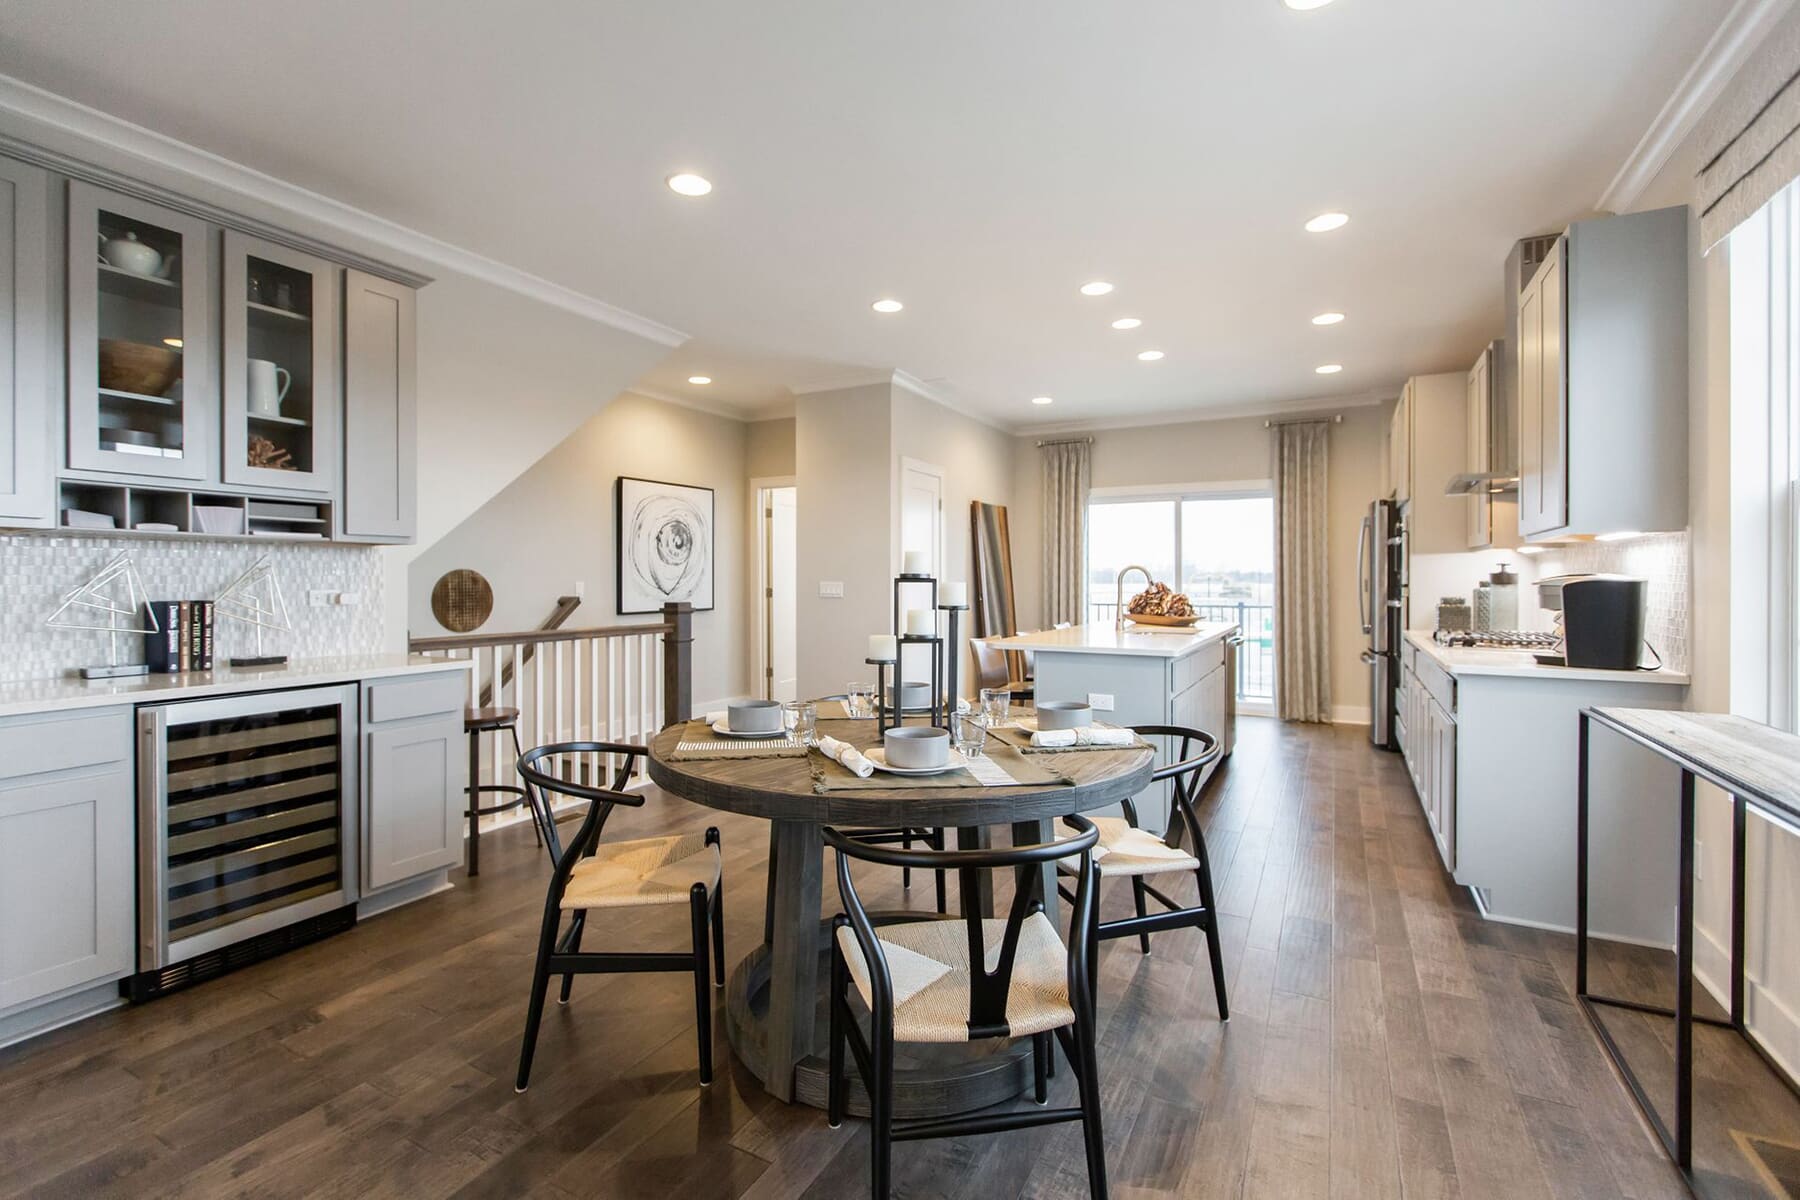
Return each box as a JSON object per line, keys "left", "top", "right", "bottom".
{"left": 819, "top": 581, "right": 845, "bottom": 598}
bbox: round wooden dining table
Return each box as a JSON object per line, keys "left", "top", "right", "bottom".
{"left": 646, "top": 715, "right": 1154, "bottom": 1118}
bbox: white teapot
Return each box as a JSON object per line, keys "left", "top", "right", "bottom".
{"left": 98, "top": 231, "right": 164, "bottom": 277}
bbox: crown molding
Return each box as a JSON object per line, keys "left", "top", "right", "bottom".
{"left": 787, "top": 370, "right": 896, "bottom": 396}
{"left": 1597, "top": 0, "right": 1795, "bottom": 213}
{"left": 1016, "top": 389, "right": 1390, "bottom": 438}
{"left": 0, "top": 73, "right": 690, "bottom": 347}
{"left": 624, "top": 386, "right": 752, "bottom": 422}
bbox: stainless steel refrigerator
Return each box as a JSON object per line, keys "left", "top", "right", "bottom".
{"left": 1359, "top": 499, "right": 1404, "bottom": 749}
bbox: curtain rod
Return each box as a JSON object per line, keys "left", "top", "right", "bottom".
{"left": 1264, "top": 414, "right": 1344, "bottom": 428}
{"left": 1035, "top": 436, "right": 1094, "bottom": 447}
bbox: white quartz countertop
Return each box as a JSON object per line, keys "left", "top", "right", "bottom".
{"left": 1405, "top": 631, "right": 1690, "bottom": 686}
{"left": 987, "top": 622, "right": 1237, "bottom": 659}
{"left": 0, "top": 655, "right": 472, "bottom": 718}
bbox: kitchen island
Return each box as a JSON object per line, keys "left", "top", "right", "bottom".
{"left": 987, "top": 622, "right": 1237, "bottom": 833}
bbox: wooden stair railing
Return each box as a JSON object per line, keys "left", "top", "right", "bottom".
{"left": 477, "top": 594, "right": 581, "bottom": 708}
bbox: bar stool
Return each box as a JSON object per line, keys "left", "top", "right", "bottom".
{"left": 464, "top": 706, "right": 533, "bottom": 877}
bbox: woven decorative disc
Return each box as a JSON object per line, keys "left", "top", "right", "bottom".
{"left": 431, "top": 569, "right": 493, "bottom": 633}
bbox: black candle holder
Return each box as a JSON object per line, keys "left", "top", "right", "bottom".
{"left": 938, "top": 603, "right": 968, "bottom": 725}
{"left": 866, "top": 656, "right": 895, "bottom": 735}
{"left": 891, "top": 572, "right": 942, "bottom": 728}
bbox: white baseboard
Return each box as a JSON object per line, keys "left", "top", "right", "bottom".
{"left": 1332, "top": 704, "right": 1372, "bottom": 725}
{"left": 1695, "top": 920, "right": 1800, "bottom": 1083}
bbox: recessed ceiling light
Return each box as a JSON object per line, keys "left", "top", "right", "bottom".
{"left": 1138, "top": 350, "right": 1165, "bottom": 362}
{"left": 1111, "top": 317, "right": 1142, "bottom": 330}
{"left": 666, "top": 172, "right": 712, "bottom": 197}
{"left": 1080, "top": 281, "right": 1114, "bottom": 297}
{"left": 871, "top": 298, "right": 904, "bottom": 313}
{"left": 1284, "top": 0, "right": 1336, "bottom": 10}
{"left": 687, "top": 375, "right": 712, "bottom": 385}
{"left": 1032, "top": 396, "right": 1055, "bottom": 406}
{"left": 162, "top": 337, "right": 183, "bottom": 348}
{"left": 1304, "top": 211, "right": 1350, "bottom": 233}
{"left": 1316, "top": 363, "right": 1343, "bottom": 374}
{"left": 1311, "top": 312, "right": 1345, "bottom": 326}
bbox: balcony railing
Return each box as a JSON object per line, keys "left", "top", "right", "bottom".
{"left": 1087, "top": 599, "right": 1274, "bottom": 701}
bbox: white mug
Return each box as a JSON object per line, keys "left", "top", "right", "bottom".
{"left": 247, "top": 358, "right": 291, "bottom": 417}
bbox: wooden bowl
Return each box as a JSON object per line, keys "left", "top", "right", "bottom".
{"left": 98, "top": 339, "right": 182, "bottom": 397}
{"left": 1126, "top": 613, "right": 1200, "bottom": 627}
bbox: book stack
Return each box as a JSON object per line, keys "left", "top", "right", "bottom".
{"left": 143, "top": 600, "right": 215, "bottom": 673}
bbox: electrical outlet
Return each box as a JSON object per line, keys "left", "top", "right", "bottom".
{"left": 1088, "top": 692, "right": 1115, "bottom": 711}
{"left": 307, "top": 589, "right": 335, "bottom": 608}
{"left": 1695, "top": 840, "right": 1703, "bottom": 881}
{"left": 574, "top": 580, "right": 586, "bottom": 599}
{"left": 819, "top": 581, "right": 845, "bottom": 598}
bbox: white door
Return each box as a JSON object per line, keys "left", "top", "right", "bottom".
{"left": 768, "top": 487, "right": 798, "bottom": 702}
{"left": 898, "top": 461, "right": 944, "bottom": 693}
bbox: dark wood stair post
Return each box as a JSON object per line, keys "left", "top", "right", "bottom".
{"left": 662, "top": 601, "right": 693, "bottom": 729}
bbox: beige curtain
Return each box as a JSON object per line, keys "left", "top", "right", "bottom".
{"left": 1699, "top": 4, "right": 1800, "bottom": 251}
{"left": 1274, "top": 421, "right": 1331, "bottom": 723}
{"left": 1041, "top": 440, "right": 1090, "bottom": 627}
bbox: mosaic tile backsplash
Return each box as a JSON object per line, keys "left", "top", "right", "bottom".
{"left": 1537, "top": 532, "right": 1691, "bottom": 674}
{"left": 0, "top": 535, "right": 386, "bottom": 683}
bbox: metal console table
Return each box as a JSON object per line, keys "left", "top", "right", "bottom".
{"left": 1577, "top": 706, "right": 1800, "bottom": 1179}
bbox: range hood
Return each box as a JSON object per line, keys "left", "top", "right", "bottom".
{"left": 1444, "top": 471, "right": 1519, "bottom": 496}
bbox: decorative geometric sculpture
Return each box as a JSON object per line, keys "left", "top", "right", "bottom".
{"left": 216, "top": 555, "right": 292, "bottom": 667}
{"left": 45, "top": 552, "right": 159, "bottom": 679}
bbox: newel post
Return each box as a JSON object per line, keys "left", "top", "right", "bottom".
{"left": 662, "top": 601, "right": 694, "bottom": 728}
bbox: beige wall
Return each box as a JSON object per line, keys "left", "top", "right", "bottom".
{"left": 1011, "top": 406, "right": 1387, "bottom": 721}
{"left": 747, "top": 418, "right": 796, "bottom": 478}
{"left": 408, "top": 391, "right": 751, "bottom": 709}
{"left": 795, "top": 384, "right": 895, "bottom": 698}
{"left": 890, "top": 390, "right": 1017, "bottom": 695}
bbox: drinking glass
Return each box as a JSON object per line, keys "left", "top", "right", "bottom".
{"left": 782, "top": 700, "right": 817, "bottom": 745}
{"left": 846, "top": 682, "right": 876, "bottom": 719}
{"left": 979, "top": 687, "right": 1011, "bottom": 727}
{"left": 953, "top": 713, "right": 988, "bottom": 759}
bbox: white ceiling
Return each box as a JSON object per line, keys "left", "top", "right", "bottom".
{"left": 0, "top": 0, "right": 1734, "bottom": 428}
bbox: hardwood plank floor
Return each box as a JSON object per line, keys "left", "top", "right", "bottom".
{"left": 0, "top": 719, "right": 1733, "bottom": 1198}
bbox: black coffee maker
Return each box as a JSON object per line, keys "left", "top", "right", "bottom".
{"left": 1560, "top": 575, "right": 1649, "bottom": 669}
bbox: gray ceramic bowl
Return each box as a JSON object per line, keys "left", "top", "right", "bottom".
{"left": 1034, "top": 700, "right": 1093, "bottom": 731}
{"left": 884, "top": 726, "right": 950, "bottom": 769}
{"left": 885, "top": 680, "right": 932, "bottom": 712}
{"left": 726, "top": 699, "right": 783, "bottom": 733}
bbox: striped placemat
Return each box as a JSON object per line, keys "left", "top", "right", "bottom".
{"left": 669, "top": 721, "right": 807, "bottom": 761}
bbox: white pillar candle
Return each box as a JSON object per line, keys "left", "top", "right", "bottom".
{"left": 902, "top": 550, "right": 930, "bottom": 576}
{"left": 868, "top": 633, "right": 897, "bottom": 661}
{"left": 905, "top": 609, "right": 935, "bottom": 636}
{"left": 939, "top": 581, "right": 967, "bottom": 607}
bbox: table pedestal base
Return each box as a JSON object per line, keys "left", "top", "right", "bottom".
{"left": 723, "top": 917, "right": 1038, "bottom": 1118}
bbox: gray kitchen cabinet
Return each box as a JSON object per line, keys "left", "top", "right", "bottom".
{"left": 222, "top": 231, "right": 339, "bottom": 494}
{"left": 1517, "top": 207, "right": 1687, "bottom": 540}
{"left": 67, "top": 180, "right": 216, "bottom": 481}
{"left": 1387, "top": 379, "right": 1412, "bottom": 503}
{"left": 1461, "top": 344, "right": 1521, "bottom": 552}
{"left": 1401, "top": 372, "right": 1468, "bottom": 554}
{"left": 0, "top": 156, "right": 52, "bottom": 526}
{"left": 340, "top": 269, "right": 417, "bottom": 543}
{"left": 362, "top": 672, "right": 466, "bottom": 891}
{"left": 0, "top": 708, "right": 134, "bottom": 1013}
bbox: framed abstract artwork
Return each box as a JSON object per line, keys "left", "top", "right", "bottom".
{"left": 616, "top": 476, "right": 715, "bottom": 614}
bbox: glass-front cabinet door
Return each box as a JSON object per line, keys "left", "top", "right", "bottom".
{"left": 67, "top": 181, "right": 213, "bottom": 480}
{"left": 221, "top": 232, "right": 337, "bottom": 493}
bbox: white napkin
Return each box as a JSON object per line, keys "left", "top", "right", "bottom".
{"left": 817, "top": 734, "right": 875, "bottom": 778}
{"left": 1029, "top": 726, "right": 1135, "bottom": 749}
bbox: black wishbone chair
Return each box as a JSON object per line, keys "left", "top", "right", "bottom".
{"left": 512, "top": 742, "right": 724, "bottom": 1093}
{"left": 825, "top": 816, "right": 1109, "bottom": 1200}
{"left": 1058, "top": 725, "right": 1228, "bottom": 1020}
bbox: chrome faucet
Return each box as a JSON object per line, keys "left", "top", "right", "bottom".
{"left": 1116, "top": 564, "right": 1153, "bottom": 629}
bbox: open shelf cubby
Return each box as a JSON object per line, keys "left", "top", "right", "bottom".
{"left": 50, "top": 482, "right": 333, "bottom": 542}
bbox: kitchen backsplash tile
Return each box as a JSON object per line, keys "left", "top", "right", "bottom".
{"left": 1537, "top": 532, "right": 1690, "bottom": 674}
{"left": 0, "top": 534, "right": 386, "bottom": 683}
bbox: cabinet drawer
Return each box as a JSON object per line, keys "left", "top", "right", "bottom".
{"left": 0, "top": 709, "right": 131, "bottom": 780}
{"left": 364, "top": 671, "right": 466, "bottom": 725}
{"left": 1171, "top": 640, "right": 1226, "bottom": 696}
{"left": 1415, "top": 655, "right": 1456, "bottom": 718}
